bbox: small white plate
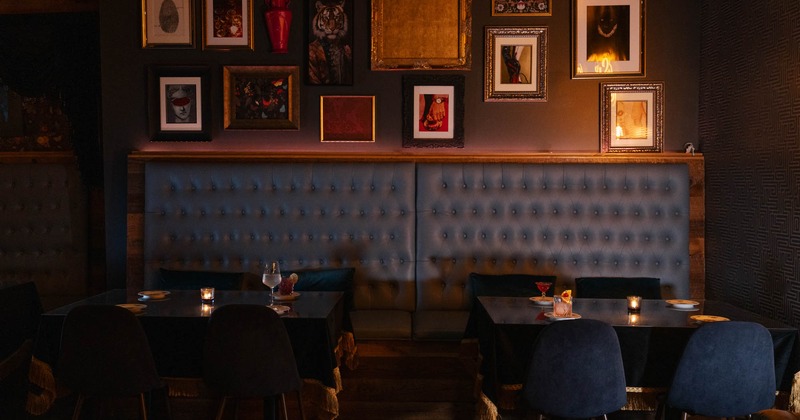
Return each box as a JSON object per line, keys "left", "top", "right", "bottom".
{"left": 117, "top": 303, "right": 147, "bottom": 314}
{"left": 529, "top": 296, "right": 554, "bottom": 306}
{"left": 268, "top": 304, "right": 291, "bottom": 315}
{"left": 271, "top": 292, "right": 300, "bottom": 301}
{"left": 666, "top": 299, "right": 699, "bottom": 309}
{"left": 544, "top": 311, "right": 582, "bottom": 321}
{"left": 138, "top": 290, "right": 171, "bottom": 300}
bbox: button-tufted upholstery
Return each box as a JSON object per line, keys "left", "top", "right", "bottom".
{"left": 136, "top": 160, "right": 690, "bottom": 340}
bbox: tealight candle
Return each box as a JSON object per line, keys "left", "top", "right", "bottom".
{"left": 201, "top": 287, "right": 215, "bottom": 304}
{"left": 628, "top": 312, "right": 640, "bottom": 325}
{"left": 201, "top": 303, "right": 214, "bottom": 316}
{"left": 627, "top": 295, "right": 641, "bottom": 313}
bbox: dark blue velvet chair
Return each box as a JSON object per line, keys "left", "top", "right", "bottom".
{"left": 523, "top": 319, "right": 627, "bottom": 419}
{"left": 575, "top": 276, "right": 662, "bottom": 299}
{"left": 202, "top": 304, "right": 303, "bottom": 420}
{"left": 663, "top": 321, "right": 776, "bottom": 420}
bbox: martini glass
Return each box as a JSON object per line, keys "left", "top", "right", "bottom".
{"left": 535, "top": 282, "right": 552, "bottom": 298}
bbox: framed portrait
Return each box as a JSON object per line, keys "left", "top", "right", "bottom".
{"left": 492, "top": 0, "right": 552, "bottom": 16}
{"left": 371, "top": 0, "right": 471, "bottom": 71}
{"left": 484, "top": 26, "right": 548, "bottom": 102}
{"left": 141, "top": 0, "right": 195, "bottom": 48}
{"left": 320, "top": 96, "right": 375, "bottom": 142}
{"left": 402, "top": 75, "right": 464, "bottom": 148}
{"left": 600, "top": 82, "right": 663, "bottom": 153}
{"left": 148, "top": 66, "right": 211, "bottom": 142}
{"left": 307, "top": 0, "right": 354, "bottom": 85}
{"left": 572, "top": 0, "right": 645, "bottom": 78}
{"left": 202, "top": 0, "right": 253, "bottom": 50}
{"left": 223, "top": 66, "right": 300, "bottom": 130}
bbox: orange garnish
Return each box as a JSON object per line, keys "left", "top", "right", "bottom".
{"left": 561, "top": 290, "right": 572, "bottom": 303}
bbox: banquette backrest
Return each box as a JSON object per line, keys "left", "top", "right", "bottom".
{"left": 128, "top": 153, "right": 703, "bottom": 340}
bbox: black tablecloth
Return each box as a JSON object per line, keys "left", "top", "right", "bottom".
{"left": 474, "top": 297, "right": 800, "bottom": 406}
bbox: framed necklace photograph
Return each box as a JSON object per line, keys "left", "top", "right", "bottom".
{"left": 572, "top": 0, "right": 645, "bottom": 78}
{"left": 600, "top": 82, "right": 663, "bottom": 153}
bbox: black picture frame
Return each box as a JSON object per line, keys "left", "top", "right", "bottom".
{"left": 402, "top": 75, "right": 465, "bottom": 148}
{"left": 306, "top": 0, "right": 354, "bottom": 85}
{"left": 148, "top": 66, "right": 211, "bottom": 141}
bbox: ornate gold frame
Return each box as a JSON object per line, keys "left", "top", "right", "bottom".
{"left": 223, "top": 66, "right": 300, "bottom": 130}
{"left": 371, "top": 0, "right": 472, "bottom": 70}
{"left": 484, "top": 26, "right": 548, "bottom": 102}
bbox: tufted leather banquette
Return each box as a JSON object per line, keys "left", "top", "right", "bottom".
{"left": 127, "top": 153, "right": 703, "bottom": 340}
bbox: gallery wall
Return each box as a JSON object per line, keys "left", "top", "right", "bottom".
{"left": 99, "top": 0, "right": 700, "bottom": 286}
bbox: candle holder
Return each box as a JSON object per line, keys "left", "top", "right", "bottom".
{"left": 627, "top": 312, "right": 640, "bottom": 325}
{"left": 627, "top": 295, "right": 641, "bottom": 313}
{"left": 201, "top": 303, "right": 214, "bottom": 316}
{"left": 201, "top": 287, "right": 215, "bottom": 304}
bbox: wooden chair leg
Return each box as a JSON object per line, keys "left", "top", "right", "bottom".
{"left": 215, "top": 396, "right": 228, "bottom": 420}
{"left": 139, "top": 393, "right": 149, "bottom": 420}
{"left": 280, "top": 394, "right": 289, "bottom": 420}
{"left": 71, "top": 394, "right": 85, "bottom": 420}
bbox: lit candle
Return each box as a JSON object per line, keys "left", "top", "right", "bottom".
{"left": 627, "top": 295, "right": 641, "bottom": 313}
{"left": 201, "top": 287, "right": 215, "bottom": 304}
{"left": 201, "top": 303, "right": 214, "bottom": 316}
{"left": 628, "top": 312, "right": 640, "bottom": 325}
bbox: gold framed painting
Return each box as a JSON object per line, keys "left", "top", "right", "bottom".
{"left": 484, "top": 26, "right": 548, "bottom": 102}
{"left": 371, "top": 0, "right": 472, "bottom": 71}
{"left": 141, "top": 0, "right": 195, "bottom": 48}
{"left": 600, "top": 82, "right": 663, "bottom": 153}
{"left": 320, "top": 96, "right": 375, "bottom": 142}
{"left": 223, "top": 66, "right": 300, "bottom": 130}
{"left": 492, "top": 0, "right": 552, "bottom": 16}
{"left": 202, "top": 0, "right": 254, "bottom": 50}
{"left": 572, "top": 0, "right": 645, "bottom": 78}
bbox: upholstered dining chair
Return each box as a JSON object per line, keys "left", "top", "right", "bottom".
{"left": 522, "top": 318, "right": 627, "bottom": 420}
{"left": 57, "top": 304, "right": 167, "bottom": 420}
{"left": 202, "top": 304, "right": 304, "bottom": 420}
{"left": 661, "top": 321, "right": 776, "bottom": 420}
{"left": 575, "top": 276, "right": 662, "bottom": 299}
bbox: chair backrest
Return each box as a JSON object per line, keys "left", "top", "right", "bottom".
{"left": 203, "top": 304, "right": 301, "bottom": 398}
{"left": 0, "top": 281, "right": 42, "bottom": 360}
{"left": 469, "top": 273, "right": 557, "bottom": 299}
{"left": 667, "top": 321, "right": 776, "bottom": 417}
{"left": 57, "top": 305, "right": 163, "bottom": 397}
{"left": 523, "top": 319, "right": 627, "bottom": 419}
{"left": 575, "top": 276, "right": 662, "bottom": 299}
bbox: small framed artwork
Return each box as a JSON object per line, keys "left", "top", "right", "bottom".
{"left": 307, "top": 0, "right": 354, "bottom": 85}
{"left": 320, "top": 96, "right": 375, "bottom": 142}
{"left": 572, "top": 0, "right": 645, "bottom": 78}
{"left": 402, "top": 75, "right": 464, "bottom": 148}
{"left": 600, "top": 82, "right": 663, "bottom": 153}
{"left": 371, "top": 0, "right": 471, "bottom": 71}
{"left": 484, "top": 26, "right": 548, "bottom": 102}
{"left": 202, "top": 0, "right": 253, "bottom": 50}
{"left": 223, "top": 66, "right": 300, "bottom": 130}
{"left": 492, "top": 0, "right": 552, "bottom": 16}
{"left": 141, "top": 0, "right": 195, "bottom": 48}
{"left": 148, "top": 66, "right": 211, "bottom": 141}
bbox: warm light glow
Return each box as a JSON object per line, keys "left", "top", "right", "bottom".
{"left": 201, "top": 287, "right": 215, "bottom": 303}
{"left": 616, "top": 125, "right": 623, "bottom": 138}
{"left": 201, "top": 303, "right": 214, "bottom": 315}
{"left": 628, "top": 313, "right": 640, "bottom": 325}
{"left": 590, "top": 55, "right": 614, "bottom": 73}
{"left": 627, "top": 295, "right": 641, "bottom": 312}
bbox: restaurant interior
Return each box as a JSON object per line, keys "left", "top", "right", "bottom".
{"left": 1, "top": 0, "right": 800, "bottom": 419}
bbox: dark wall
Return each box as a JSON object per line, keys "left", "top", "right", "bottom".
{"left": 99, "top": 1, "right": 700, "bottom": 286}
{"left": 701, "top": 1, "right": 800, "bottom": 327}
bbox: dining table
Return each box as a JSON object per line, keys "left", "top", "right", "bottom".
{"left": 472, "top": 297, "right": 800, "bottom": 415}
{"left": 26, "top": 289, "right": 352, "bottom": 420}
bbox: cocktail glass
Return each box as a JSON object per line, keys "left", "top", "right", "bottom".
{"left": 535, "top": 282, "right": 552, "bottom": 298}
{"left": 552, "top": 296, "right": 572, "bottom": 317}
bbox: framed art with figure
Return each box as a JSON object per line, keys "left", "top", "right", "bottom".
{"left": 572, "top": 0, "right": 645, "bottom": 78}
{"left": 307, "top": 0, "right": 354, "bottom": 85}
{"left": 148, "top": 66, "right": 211, "bottom": 141}
{"left": 600, "top": 81, "right": 663, "bottom": 153}
{"left": 202, "top": 0, "right": 253, "bottom": 50}
{"left": 320, "top": 96, "right": 375, "bottom": 142}
{"left": 402, "top": 75, "right": 464, "bottom": 148}
{"left": 223, "top": 66, "right": 300, "bottom": 130}
{"left": 141, "top": 0, "right": 195, "bottom": 48}
{"left": 484, "top": 26, "right": 548, "bottom": 102}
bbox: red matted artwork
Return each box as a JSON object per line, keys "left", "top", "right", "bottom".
{"left": 320, "top": 95, "right": 375, "bottom": 142}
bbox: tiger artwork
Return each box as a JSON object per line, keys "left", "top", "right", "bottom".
{"left": 308, "top": 0, "right": 353, "bottom": 85}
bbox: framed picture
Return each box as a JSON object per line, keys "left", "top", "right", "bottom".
{"left": 307, "top": 0, "right": 354, "bottom": 85}
{"left": 600, "top": 82, "right": 663, "bottom": 153}
{"left": 402, "top": 75, "right": 464, "bottom": 148}
{"left": 141, "top": 0, "right": 195, "bottom": 48}
{"left": 572, "top": 0, "right": 645, "bottom": 78}
{"left": 492, "top": 0, "right": 552, "bottom": 16}
{"left": 148, "top": 66, "right": 211, "bottom": 142}
{"left": 371, "top": 0, "right": 471, "bottom": 71}
{"left": 320, "top": 96, "right": 375, "bottom": 142}
{"left": 202, "top": 0, "right": 253, "bottom": 50}
{"left": 484, "top": 26, "right": 548, "bottom": 102}
{"left": 223, "top": 66, "right": 300, "bottom": 130}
